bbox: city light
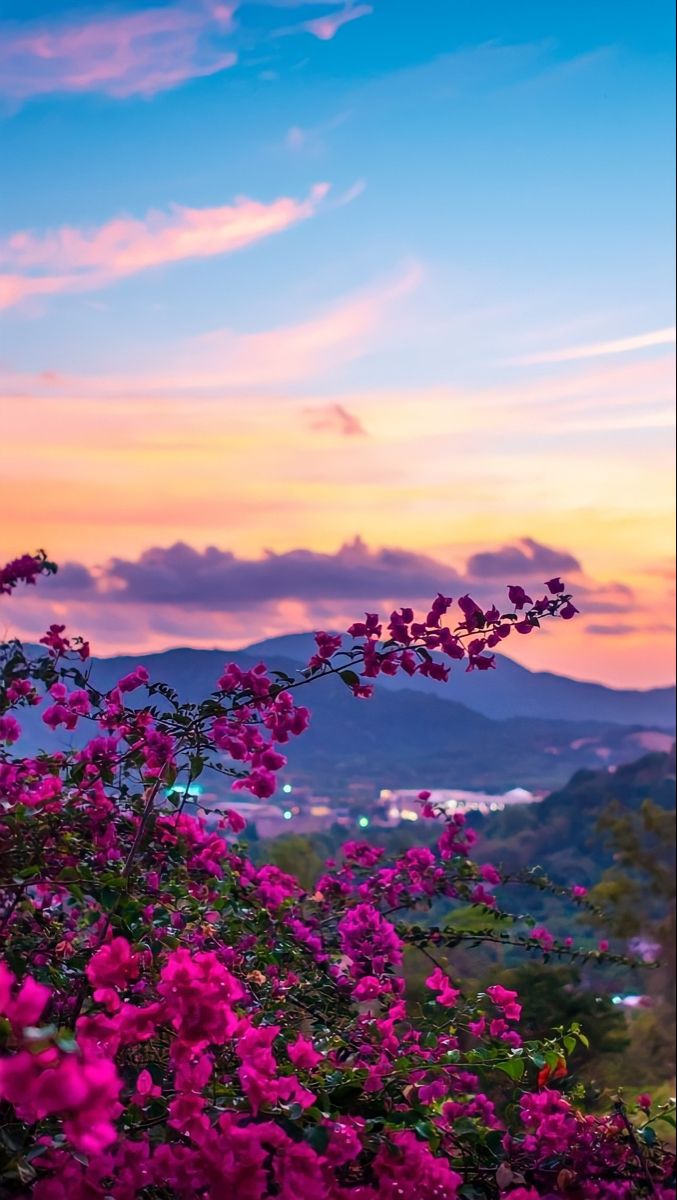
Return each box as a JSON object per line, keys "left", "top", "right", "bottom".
{"left": 358, "top": 816, "right": 369, "bottom": 828}
{"left": 282, "top": 784, "right": 293, "bottom": 794}
{"left": 283, "top": 810, "right": 293, "bottom": 820}
{"left": 164, "top": 783, "right": 203, "bottom": 799}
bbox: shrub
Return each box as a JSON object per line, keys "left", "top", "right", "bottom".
{"left": 0, "top": 552, "right": 674, "bottom": 1198}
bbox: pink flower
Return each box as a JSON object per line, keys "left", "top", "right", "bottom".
{"left": 425, "top": 967, "right": 460, "bottom": 1008}
{"left": 532, "top": 926, "right": 555, "bottom": 952}
{"left": 480, "top": 863, "right": 502, "bottom": 885}
{"left": 545, "top": 577, "right": 566, "bottom": 594}
{"left": 0, "top": 1048, "right": 121, "bottom": 1155}
{"left": 0, "top": 715, "right": 21, "bottom": 744}
{"left": 507, "top": 585, "right": 533, "bottom": 610}
{"left": 352, "top": 975, "right": 384, "bottom": 1002}
{"left": 131, "top": 1068, "right": 161, "bottom": 1107}
{"left": 86, "top": 937, "right": 139, "bottom": 990}
{"left": 0, "top": 962, "right": 51, "bottom": 1029}
{"left": 287, "top": 1034, "right": 323, "bottom": 1069}
{"left": 117, "top": 667, "right": 149, "bottom": 694}
{"left": 560, "top": 601, "right": 578, "bottom": 620}
{"left": 223, "top": 808, "right": 247, "bottom": 833}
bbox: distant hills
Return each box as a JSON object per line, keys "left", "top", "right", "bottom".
{"left": 13, "top": 638, "right": 675, "bottom": 794}
{"left": 474, "top": 747, "right": 676, "bottom": 892}
{"left": 244, "top": 633, "right": 676, "bottom": 728}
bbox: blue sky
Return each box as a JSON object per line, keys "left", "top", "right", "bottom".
{"left": 0, "top": 1, "right": 675, "bottom": 685}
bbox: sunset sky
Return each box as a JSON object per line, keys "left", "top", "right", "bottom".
{"left": 1, "top": 0, "right": 675, "bottom": 687}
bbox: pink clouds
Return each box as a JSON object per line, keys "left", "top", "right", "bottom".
{"left": 0, "top": 1, "right": 375, "bottom": 104}
{"left": 9, "top": 535, "right": 606, "bottom": 614}
{"left": 0, "top": 183, "right": 329, "bottom": 309}
{"left": 304, "top": 403, "right": 368, "bottom": 436}
{"left": 303, "top": 4, "right": 373, "bottom": 41}
{"left": 2, "top": 259, "right": 419, "bottom": 385}
{"left": 0, "top": 2, "right": 238, "bottom": 102}
{"left": 508, "top": 326, "right": 676, "bottom": 366}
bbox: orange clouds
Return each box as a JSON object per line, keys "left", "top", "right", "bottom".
{"left": 0, "top": 184, "right": 330, "bottom": 309}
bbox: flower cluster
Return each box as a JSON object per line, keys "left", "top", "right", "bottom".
{"left": 0, "top": 554, "right": 673, "bottom": 1198}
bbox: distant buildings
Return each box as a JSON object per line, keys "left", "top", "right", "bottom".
{"left": 178, "top": 775, "right": 543, "bottom": 838}
{"left": 379, "top": 787, "right": 543, "bottom": 821}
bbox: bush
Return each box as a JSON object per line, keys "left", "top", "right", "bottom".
{"left": 0, "top": 553, "right": 674, "bottom": 1198}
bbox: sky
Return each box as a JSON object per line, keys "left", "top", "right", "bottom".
{"left": 0, "top": 0, "right": 675, "bottom": 688}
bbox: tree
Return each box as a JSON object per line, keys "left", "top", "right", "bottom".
{"left": 258, "top": 834, "right": 324, "bottom": 892}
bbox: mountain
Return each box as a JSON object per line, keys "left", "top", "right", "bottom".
{"left": 21, "top": 637, "right": 674, "bottom": 730}
{"left": 243, "top": 634, "right": 675, "bottom": 728}
{"left": 12, "top": 644, "right": 675, "bottom": 795}
{"left": 473, "top": 747, "right": 676, "bottom": 902}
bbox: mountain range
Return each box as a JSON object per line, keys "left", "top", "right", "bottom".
{"left": 13, "top": 637, "right": 675, "bottom": 794}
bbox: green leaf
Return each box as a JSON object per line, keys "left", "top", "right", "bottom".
{"left": 339, "top": 670, "right": 360, "bottom": 688}
{"left": 304, "top": 1126, "right": 329, "bottom": 1154}
{"left": 190, "top": 755, "right": 205, "bottom": 782}
{"left": 495, "top": 1057, "right": 525, "bottom": 1081}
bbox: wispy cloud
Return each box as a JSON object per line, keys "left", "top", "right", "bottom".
{"left": 284, "top": 109, "right": 354, "bottom": 154}
{"left": 509, "top": 326, "right": 676, "bottom": 366}
{"left": 302, "top": 4, "right": 373, "bottom": 41}
{"left": 0, "top": 2, "right": 238, "bottom": 102}
{"left": 0, "top": 1, "right": 376, "bottom": 105}
{"left": 3, "top": 260, "right": 421, "bottom": 388}
{"left": 0, "top": 183, "right": 330, "bottom": 310}
{"left": 303, "top": 402, "right": 368, "bottom": 436}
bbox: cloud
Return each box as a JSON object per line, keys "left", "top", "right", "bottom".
{"left": 283, "top": 109, "right": 354, "bottom": 155}
{"left": 509, "top": 327, "right": 676, "bottom": 366}
{"left": 97, "top": 537, "right": 460, "bottom": 607}
{"left": 285, "top": 125, "right": 308, "bottom": 150}
{"left": 32, "top": 534, "right": 613, "bottom": 617}
{"left": 303, "top": 402, "right": 368, "bottom": 436}
{"left": 585, "top": 623, "right": 641, "bottom": 637}
{"left": 0, "top": 183, "right": 329, "bottom": 309}
{"left": 6, "top": 260, "right": 420, "bottom": 387}
{"left": 0, "top": 1, "right": 375, "bottom": 106}
{"left": 0, "top": 2, "right": 238, "bottom": 102}
{"left": 303, "top": 4, "right": 373, "bottom": 41}
{"left": 466, "top": 537, "right": 581, "bottom": 580}
{"left": 45, "top": 562, "right": 97, "bottom": 594}
{"left": 7, "top": 536, "right": 653, "bottom": 681}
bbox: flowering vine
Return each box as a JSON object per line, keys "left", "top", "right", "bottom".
{"left": 0, "top": 553, "right": 673, "bottom": 1198}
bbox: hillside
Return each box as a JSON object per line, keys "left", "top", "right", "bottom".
{"left": 13, "top": 646, "right": 675, "bottom": 794}
{"left": 473, "top": 747, "right": 677, "bottom": 886}
{"left": 244, "top": 633, "right": 676, "bottom": 727}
